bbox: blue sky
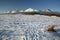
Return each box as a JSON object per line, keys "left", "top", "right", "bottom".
{"left": 0, "top": 0, "right": 60, "bottom": 13}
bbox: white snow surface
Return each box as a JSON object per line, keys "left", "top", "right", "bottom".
{"left": 0, "top": 14, "right": 60, "bottom": 40}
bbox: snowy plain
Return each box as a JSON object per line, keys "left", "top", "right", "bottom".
{"left": 0, "top": 14, "right": 60, "bottom": 40}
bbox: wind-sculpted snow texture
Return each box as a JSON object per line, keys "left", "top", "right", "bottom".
{"left": 0, "top": 14, "right": 60, "bottom": 40}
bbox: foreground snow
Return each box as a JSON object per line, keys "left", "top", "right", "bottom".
{"left": 0, "top": 14, "right": 60, "bottom": 40}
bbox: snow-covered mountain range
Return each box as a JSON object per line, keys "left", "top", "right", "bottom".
{"left": 5, "top": 8, "right": 60, "bottom": 16}
{"left": 7, "top": 8, "right": 53, "bottom": 13}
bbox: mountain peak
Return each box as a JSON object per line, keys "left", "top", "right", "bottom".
{"left": 27, "top": 8, "right": 33, "bottom": 10}
{"left": 24, "top": 8, "right": 38, "bottom": 12}
{"left": 24, "top": 8, "right": 34, "bottom": 12}
{"left": 42, "top": 9, "right": 52, "bottom": 12}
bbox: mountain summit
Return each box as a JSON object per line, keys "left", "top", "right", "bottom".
{"left": 42, "top": 9, "right": 52, "bottom": 12}
{"left": 24, "top": 8, "right": 38, "bottom": 12}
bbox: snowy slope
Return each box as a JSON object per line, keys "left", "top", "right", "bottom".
{"left": 0, "top": 14, "right": 60, "bottom": 40}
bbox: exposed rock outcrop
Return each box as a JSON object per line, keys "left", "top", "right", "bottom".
{"left": 47, "top": 25, "right": 55, "bottom": 32}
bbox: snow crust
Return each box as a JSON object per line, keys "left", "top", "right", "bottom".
{"left": 0, "top": 14, "right": 60, "bottom": 40}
